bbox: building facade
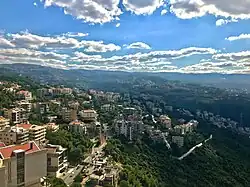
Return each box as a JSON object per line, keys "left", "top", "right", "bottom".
{"left": 0, "top": 142, "right": 47, "bottom": 187}
{"left": 45, "top": 144, "right": 68, "bottom": 177}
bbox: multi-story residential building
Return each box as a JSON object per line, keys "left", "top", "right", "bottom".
{"left": 35, "top": 102, "right": 50, "bottom": 115}
{"left": 61, "top": 108, "right": 77, "bottom": 122}
{"left": 16, "top": 90, "right": 33, "bottom": 101}
{"left": 174, "top": 120, "right": 198, "bottom": 135}
{"left": 45, "top": 144, "right": 68, "bottom": 177}
{"left": 159, "top": 115, "right": 172, "bottom": 129}
{"left": 4, "top": 108, "right": 24, "bottom": 124}
{"left": 16, "top": 124, "right": 46, "bottom": 145}
{"left": 17, "top": 101, "right": 32, "bottom": 113}
{"left": 68, "top": 101, "right": 80, "bottom": 110}
{"left": 68, "top": 120, "right": 87, "bottom": 134}
{"left": 44, "top": 123, "right": 59, "bottom": 132}
{"left": 0, "top": 141, "right": 47, "bottom": 187}
{"left": 0, "top": 117, "right": 10, "bottom": 130}
{"left": 79, "top": 110, "right": 98, "bottom": 122}
{"left": 114, "top": 115, "right": 144, "bottom": 141}
{"left": 172, "top": 136, "right": 184, "bottom": 147}
{"left": 0, "top": 126, "right": 29, "bottom": 146}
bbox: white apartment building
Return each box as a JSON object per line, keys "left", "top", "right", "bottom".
{"left": 17, "top": 101, "right": 32, "bottom": 113}
{"left": 46, "top": 144, "right": 68, "bottom": 177}
{"left": 16, "top": 124, "right": 46, "bottom": 145}
{"left": 0, "top": 141, "right": 47, "bottom": 187}
{"left": 114, "top": 116, "right": 144, "bottom": 141}
{"left": 79, "top": 110, "right": 98, "bottom": 122}
{"left": 68, "top": 120, "right": 87, "bottom": 134}
{"left": 0, "top": 126, "right": 29, "bottom": 146}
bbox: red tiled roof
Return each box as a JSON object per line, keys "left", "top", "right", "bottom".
{"left": 0, "top": 142, "right": 6, "bottom": 148}
{"left": 0, "top": 142, "right": 40, "bottom": 159}
{"left": 16, "top": 124, "right": 33, "bottom": 130}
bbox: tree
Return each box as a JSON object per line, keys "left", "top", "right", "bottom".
{"left": 120, "top": 180, "right": 129, "bottom": 187}
{"left": 48, "top": 177, "right": 67, "bottom": 187}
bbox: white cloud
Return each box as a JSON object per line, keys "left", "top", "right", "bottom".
{"left": 170, "top": 0, "right": 250, "bottom": 20}
{"left": 213, "top": 51, "right": 250, "bottom": 63}
{"left": 62, "top": 32, "right": 89, "bottom": 37}
{"left": 1, "top": 32, "right": 120, "bottom": 52}
{"left": 0, "top": 37, "right": 15, "bottom": 48}
{"left": 216, "top": 18, "right": 238, "bottom": 26}
{"left": 115, "top": 23, "right": 120, "bottom": 27}
{"left": 123, "top": 0, "right": 165, "bottom": 15}
{"left": 44, "top": 0, "right": 122, "bottom": 24}
{"left": 33, "top": 2, "right": 38, "bottom": 7}
{"left": 161, "top": 9, "right": 168, "bottom": 15}
{"left": 126, "top": 42, "right": 151, "bottom": 50}
{"left": 81, "top": 40, "right": 121, "bottom": 52}
{"left": 226, "top": 34, "right": 250, "bottom": 41}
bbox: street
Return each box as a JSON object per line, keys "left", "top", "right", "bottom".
{"left": 61, "top": 165, "right": 84, "bottom": 186}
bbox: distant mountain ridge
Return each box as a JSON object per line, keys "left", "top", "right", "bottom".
{"left": 1, "top": 63, "right": 250, "bottom": 90}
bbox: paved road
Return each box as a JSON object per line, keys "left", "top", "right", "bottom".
{"left": 62, "top": 142, "right": 107, "bottom": 186}
{"left": 62, "top": 165, "right": 84, "bottom": 186}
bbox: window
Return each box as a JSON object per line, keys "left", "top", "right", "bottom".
{"left": 47, "top": 157, "right": 51, "bottom": 166}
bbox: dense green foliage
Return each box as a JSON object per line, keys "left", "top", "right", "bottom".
{"left": 105, "top": 123, "right": 250, "bottom": 187}
{"left": 46, "top": 129, "right": 93, "bottom": 165}
{"left": 47, "top": 177, "right": 67, "bottom": 187}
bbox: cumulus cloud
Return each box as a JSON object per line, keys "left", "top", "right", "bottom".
{"left": 81, "top": 40, "right": 121, "bottom": 52}
{"left": 0, "top": 32, "right": 120, "bottom": 52}
{"left": 43, "top": 0, "right": 166, "bottom": 23}
{"left": 123, "top": 0, "right": 165, "bottom": 15}
{"left": 44, "top": 0, "right": 122, "bottom": 24}
{"left": 226, "top": 34, "right": 250, "bottom": 41}
{"left": 33, "top": 2, "right": 38, "bottom": 7}
{"left": 216, "top": 19, "right": 238, "bottom": 26}
{"left": 161, "top": 9, "right": 168, "bottom": 15}
{"left": 116, "top": 23, "right": 120, "bottom": 27}
{"left": 0, "top": 37, "right": 15, "bottom": 48}
{"left": 213, "top": 51, "right": 250, "bottom": 63}
{"left": 170, "top": 0, "right": 250, "bottom": 20}
{"left": 126, "top": 42, "right": 151, "bottom": 50}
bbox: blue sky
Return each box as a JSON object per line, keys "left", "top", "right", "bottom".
{"left": 1, "top": 0, "right": 250, "bottom": 73}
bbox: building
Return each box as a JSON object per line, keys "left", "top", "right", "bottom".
{"left": 61, "top": 108, "right": 77, "bottom": 122}
{"left": 159, "top": 115, "right": 172, "bottom": 129}
{"left": 174, "top": 120, "right": 198, "bottom": 135}
{"left": 35, "top": 102, "right": 49, "bottom": 115}
{"left": 16, "top": 124, "right": 46, "bottom": 145}
{"left": 101, "top": 104, "right": 115, "bottom": 112}
{"left": 80, "top": 110, "right": 98, "bottom": 122}
{"left": 68, "top": 101, "right": 80, "bottom": 110}
{"left": 0, "top": 126, "right": 29, "bottom": 146}
{"left": 68, "top": 120, "right": 87, "bottom": 134}
{"left": 0, "top": 117, "right": 10, "bottom": 130}
{"left": 0, "top": 141, "right": 47, "bottom": 187}
{"left": 16, "top": 90, "right": 32, "bottom": 101}
{"left": 17, "top": 101, "right": 32, "bottom": 113}
{"left": 172, "top": 136, "right": 184, "bottom": 147}
{"left": 45, "top": 144, "right": 68, "bottom": 177}
{"left": 114, "top": 115, "right": 144, "bottom": 141}
{"left": 44, "top": 123, "right": 59, "bottom": 132}
{"left": 4, "top": 108, "right": 26, "bottom": 124}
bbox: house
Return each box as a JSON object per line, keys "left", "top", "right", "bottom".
{"left": 0, "top": 141, "right": 47, "bottom": 187}
{"left": 159, "top": 115, "right": 172, "bottom": 129}
{"left": 172, "top": 136, "right": 184, "bottom": 147}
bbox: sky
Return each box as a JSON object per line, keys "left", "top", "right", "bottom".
{"left": 1, "top": 0, "right": 250, "bottom": 74}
